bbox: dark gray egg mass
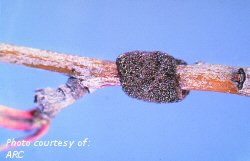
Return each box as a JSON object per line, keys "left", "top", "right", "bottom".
{"left": 116, "top": 51, "right": 189, "bottom": 103}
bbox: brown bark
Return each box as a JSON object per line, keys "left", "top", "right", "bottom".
{"left": 0, "top": 43, "right": 249, "bottom": 96}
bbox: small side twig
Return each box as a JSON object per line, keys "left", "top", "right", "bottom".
{"left": 35, "top": 77, "right": 89, "bottom": 118}
{"left": 0, "top": 105, "right": 49, "bottom": 151}
{"left": 0, "top": 76, "right": 88, "bottom": 151}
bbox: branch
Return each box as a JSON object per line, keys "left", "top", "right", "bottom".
{"left": 0, "top": 105, "right": 49, "bottom": 151}
{"left": 0, "top": 43, "right": 249, "bottom": 151}
{"left": 0, "top": 43, "right": 249, "bottom": 96}
{"left": 177, "top": 64, "right": 250, "bottom": 96}
{"left": 0, "top": 43, "right": 120, "bottom": 92}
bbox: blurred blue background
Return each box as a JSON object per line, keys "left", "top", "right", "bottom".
{"left": 0, "top": 0, "right": 250, "bottom": 161}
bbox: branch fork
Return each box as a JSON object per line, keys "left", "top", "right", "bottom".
{"left": 0, "top": 43, "right": 249, "bottom": 151}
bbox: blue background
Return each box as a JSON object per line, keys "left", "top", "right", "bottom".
{"left": 0, "top": 0, "right": 250, "bottom": 161}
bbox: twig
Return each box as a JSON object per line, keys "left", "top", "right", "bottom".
{"left": 0, "top": 105, "right": 34, "bottom": 120}
{"left": 0, "top": 76, "right": 88, "bottom": 151}
{"left": 177, "top": 64, "right": 250, "bottom": 96}
{"left": 0, "top": 119, "right": 49, "bottom": 151}
{"left": 0, "top": 43, "right": 249, "bottom": 152}
{"left": 0, "top": 43, "right": 249, "bottom": 96}
{"left": 0, "top": 43, "right": 120, "bottom": 92}
{"left": 0, "top": 105, "right": 38, "bottom": 130}
{"left": 0, "top": 105, "right": 50, "bottom": 151}
{"left": 35, "top": 77, "right": 89, "bottom": 118}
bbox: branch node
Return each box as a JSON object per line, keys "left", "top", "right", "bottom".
{"left": 35, "top": 77, "right": 89, "bottom": 118}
